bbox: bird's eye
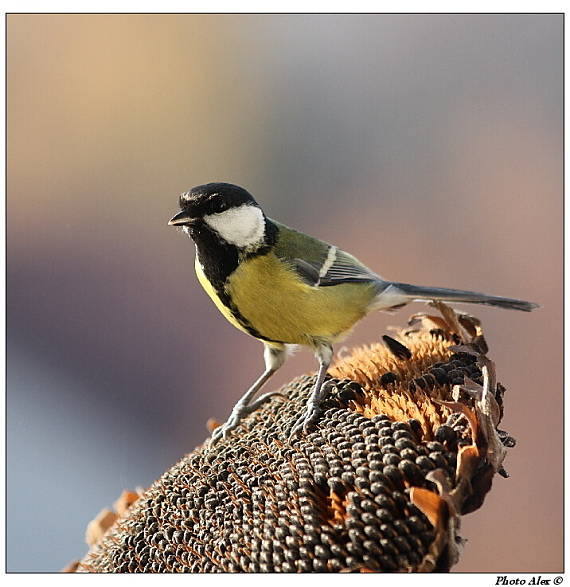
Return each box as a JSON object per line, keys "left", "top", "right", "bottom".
{"left": 211, "top": 198, "right": 225, "bottom": 214}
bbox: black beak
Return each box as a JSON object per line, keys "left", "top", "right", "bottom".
{"left": 168, "top": 211, "right": 195, "bottom": 226}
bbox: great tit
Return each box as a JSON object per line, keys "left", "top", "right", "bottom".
{"left": 169, "top": 182, "right": 538, "bottom": 445}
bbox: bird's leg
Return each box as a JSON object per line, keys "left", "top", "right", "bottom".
{"left": 210, "top": 345, "right": 287, "bottom": 445}
{"left": 290, "top": 343, "right": 333, "bottom": 439}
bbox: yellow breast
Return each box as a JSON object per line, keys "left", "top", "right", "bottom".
{"left": 194, "top": 256, "right": 253, "bottom": 336}
{"left": 219, "top": 253, "right": 377, "bottom": 346}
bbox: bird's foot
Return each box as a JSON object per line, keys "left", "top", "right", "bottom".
{"left": 209, "top": 391, "right": 286, "bottom": 447}
{"left": 289, "top": 402, "right": 323, "bottom": 440}
{"left": 289, "top": 379, "right": 335, "bottom": 440}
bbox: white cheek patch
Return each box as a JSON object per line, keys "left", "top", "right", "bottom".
{"left": 204, "top": 204, "right": 266, "bottom": 248}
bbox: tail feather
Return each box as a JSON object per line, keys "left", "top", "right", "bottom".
{"left": 389, "top": 282, "right": 539, "bottom": 312}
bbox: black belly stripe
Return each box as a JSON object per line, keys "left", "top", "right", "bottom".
{"left": 216, "top": 280, "right": 282, "bottom": 344}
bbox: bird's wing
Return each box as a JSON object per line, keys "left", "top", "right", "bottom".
{"left": 270, "top": 220, "right": 381, "bottom": 287}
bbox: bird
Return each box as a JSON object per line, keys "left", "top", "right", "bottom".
{"left": 168, "top": 182, "right": 538, "bottom": 445}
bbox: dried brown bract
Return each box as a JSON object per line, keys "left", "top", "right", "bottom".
{"left": 76, "top": 303, "right": 513, "bottom": 573}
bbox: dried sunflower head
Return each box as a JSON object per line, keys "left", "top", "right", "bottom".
{"left": 74, "top": 303, "right": 512, "bottom": 573}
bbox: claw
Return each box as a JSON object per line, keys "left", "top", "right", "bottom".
{"left": 209, "top": 424, "right": 227, "bottom": 446}
{"left": 209, "top": 413, "right": 241, "bottom": 447}
{"left": 289, "top": 404, "right": 322, "bottom": 440}
{"left": 209, "top": 391, "right": 287, "bottom": 447}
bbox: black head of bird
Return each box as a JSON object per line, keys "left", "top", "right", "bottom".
{"left": 168, "top": 183, "right": 269, "bottom": 251}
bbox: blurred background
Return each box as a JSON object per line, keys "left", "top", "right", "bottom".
{"left": 7, "top": 14, "right": 562, "bottom": 572}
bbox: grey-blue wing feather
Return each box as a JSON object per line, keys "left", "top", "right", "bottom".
{"left": 290, "top": 258, "right": 321, "bottom": 285}
{"left": 317, "top": 249, "right": 381, "bottom": 285}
